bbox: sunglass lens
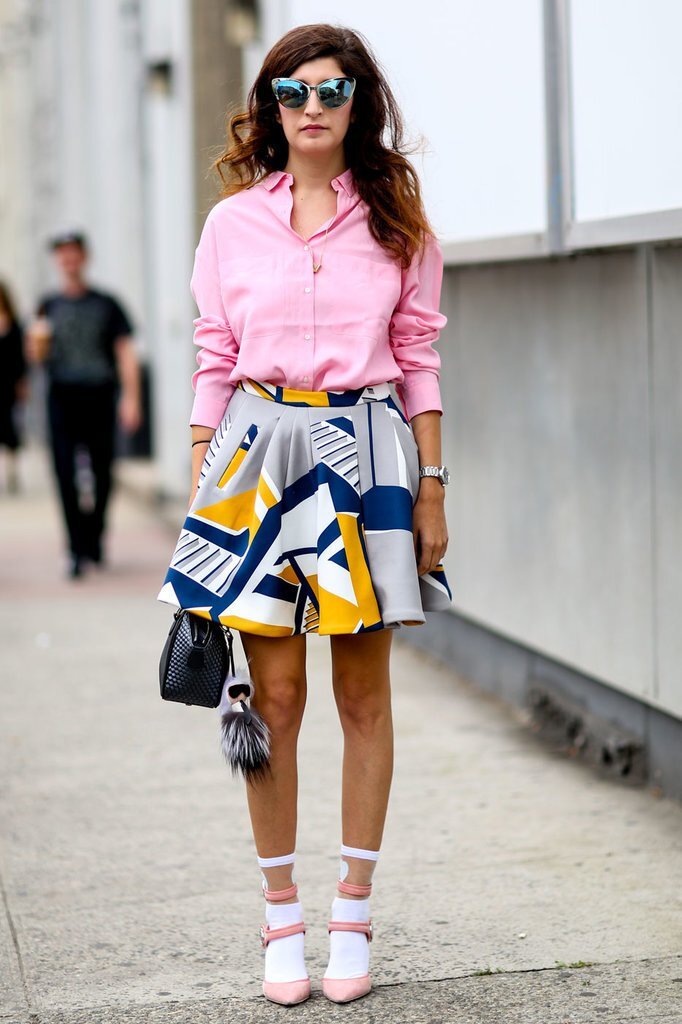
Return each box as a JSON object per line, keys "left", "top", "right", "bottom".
{"left": 274, "top": 80, "right": 308, "bottom": 108}
{"left": 318, "top": 78, "right": 354, "bottom": 108}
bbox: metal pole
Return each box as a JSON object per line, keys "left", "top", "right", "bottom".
{"left": 543, "top": 0, "right": 574, "bottom": 254}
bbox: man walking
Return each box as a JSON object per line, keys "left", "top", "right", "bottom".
{"left": 29, "top": 231, "right": 142, "bottom": 578}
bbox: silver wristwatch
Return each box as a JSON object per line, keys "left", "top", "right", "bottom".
{"left": 419, "top": 465, "right": 451, "bottom": 485}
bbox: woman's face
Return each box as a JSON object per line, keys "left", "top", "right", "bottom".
{"left": 274, "top": 56, "right": 354, "bottom": 162}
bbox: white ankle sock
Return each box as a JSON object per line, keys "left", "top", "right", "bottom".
{"left": 324, "top": 844, "right": 379, "bottom": 981}
{"left": 263, "top": 900, "right": 308, "bottom": 984}
{"left": 257, "top": 851, "right": 296, "bottom": 889}
{"left": 339, "top": 843, "right": 380, "bottom": 883}
{"left": 256, "top": 851, "right": 307, "bottom": 984}
{"left": 324, "top": 897, "right": 371, "bottom": 980}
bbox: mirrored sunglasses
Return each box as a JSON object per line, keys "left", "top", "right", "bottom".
{"left": 271, "top": 77, "right": 356, "bottom": 109}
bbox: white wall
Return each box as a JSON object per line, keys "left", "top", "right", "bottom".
{"left": 247, "top": 2, "right": 682, "bottom": 723}
{"left": 0, "top": 0, "right": 60, "bottom": 315}
{"left": 0, "top": 0, "right": 197, "bottom": 498}
{"left": 246, "top": 0, "right": 547, "bottom": 244}
{"left": 570, "top": 0, "right": 682, "bottom": 223}
{"left": 0, "top": 0, "right": 147, "bottom": 345}
{"left": 140, "top": 0, "right": 196, "bottom": 497}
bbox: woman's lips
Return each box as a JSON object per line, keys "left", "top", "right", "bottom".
{"left": 302, "top": 126, "right": 326, "bottom": 132}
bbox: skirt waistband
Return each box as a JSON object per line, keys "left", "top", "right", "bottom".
{"left": 237, "top": 378, "right": 392, "bottom": 408}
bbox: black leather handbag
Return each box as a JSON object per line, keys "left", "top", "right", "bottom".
{"left": 159, "top": 609, "right": 234, "bottom": 708}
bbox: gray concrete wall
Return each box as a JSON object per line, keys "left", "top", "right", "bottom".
{"left": 650, "top": 247, "right": 682, "bottom": 719}
{"left": 436, "top": 243, "right": 682, "bottom": 724}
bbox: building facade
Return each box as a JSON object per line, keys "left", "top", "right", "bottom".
{"left": 2, "top": 0, "right": 680, "bottom": 794}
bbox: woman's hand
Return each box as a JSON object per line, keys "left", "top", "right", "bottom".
{"left": 189, "top": 428, "right": 215, "bottom": 509}
{"left": 408, "top": 408, "right": 449, "bottom": 574}
{"left": 413, "top": 477, "right": 448, "bottom": 574}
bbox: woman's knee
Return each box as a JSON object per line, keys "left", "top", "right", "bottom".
{"left": 241, "top": 633, "right": 307, "bottom": 735}
{"left": 257, "top": 675, "right": 307, "bottom": 734}
{"left": 333, "top": 670, "right": 391, "bottom": 736}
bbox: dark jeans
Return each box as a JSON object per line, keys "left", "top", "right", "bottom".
{"left": 47, "top": 381, "right": 117, "bottom": 560}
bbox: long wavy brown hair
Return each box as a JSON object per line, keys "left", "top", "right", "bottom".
{"left": 212, "top": 23, "right": 436, "bottom": 268}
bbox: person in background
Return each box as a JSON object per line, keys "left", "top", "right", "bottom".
{"left": 27, "top": 231, "right": 143, "bottom": 578}
{"left": 0, "top": 280, "right": 28, "bottom": 494}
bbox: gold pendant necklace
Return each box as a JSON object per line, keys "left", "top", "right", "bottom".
{"left": 292, "top": 209, "right": 332, "bottom": 273}
{"left": 312, "top": 221, "right": 331, "bottom": 272}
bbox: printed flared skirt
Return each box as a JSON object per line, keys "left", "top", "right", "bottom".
{"left": 157, "top": 378, "right": 452, "bottom": 636}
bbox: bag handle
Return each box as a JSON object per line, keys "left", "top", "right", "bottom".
{"left": 221, "top": 623, "right": 236, "bottom": 677}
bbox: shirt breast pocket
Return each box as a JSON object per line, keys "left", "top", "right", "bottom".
{"left": 218, "top": 255, "right": 286, "bottom": 339}
{"left": 323, "top": 254, "right": 401, "bottom": 339}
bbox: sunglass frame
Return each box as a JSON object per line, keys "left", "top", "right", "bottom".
{"left": 271, "top": 76, "right": 357, "bottom": 109}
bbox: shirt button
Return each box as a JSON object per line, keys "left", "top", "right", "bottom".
{"left": 302, "top": 376, "right": 309, "bottom": 382}
{"left": 303, "top": 245, "right": 310, "bottom": 252}
{"left": 304, "top": 286, "right": 311, "bottom": 293}
{"left": 304, "top": 333, "right": 310, "bottom": 340}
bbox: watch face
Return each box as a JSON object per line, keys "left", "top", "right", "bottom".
{"left": 442, "top": 467, "right": 451, "bottom": 484}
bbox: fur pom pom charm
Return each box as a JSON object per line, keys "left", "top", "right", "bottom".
{"left": 218, "top": 667, "right": 271, "bottom": 783}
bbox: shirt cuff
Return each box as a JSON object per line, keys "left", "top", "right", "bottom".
{"left": 400, "top": 371, "right": 443, "bottom": 421}
{"left": 189, "top": 386, "right": 235, "bottom": 429}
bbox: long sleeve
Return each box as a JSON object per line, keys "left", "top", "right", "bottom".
{"left": 188, "top": 210, "right": 240, "bottom": 428}
{"left": 389, "top": 233, "right": 448, "bottom": 421}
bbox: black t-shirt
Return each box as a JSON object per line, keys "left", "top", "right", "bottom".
{"left": 36, "top": 288, "right": 134, "bottom": 385}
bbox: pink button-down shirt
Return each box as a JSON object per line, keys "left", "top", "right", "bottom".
{"left": 189, "top": 166, "right": 448, "bottom": 428}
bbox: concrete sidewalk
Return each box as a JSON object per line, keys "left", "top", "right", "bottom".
{"left": 1, "top": 447, "right": 681, "bottom": 1024}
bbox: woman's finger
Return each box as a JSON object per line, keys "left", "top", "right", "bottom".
{"left": 418, "top": 542, "right": 436, "bottom": 575}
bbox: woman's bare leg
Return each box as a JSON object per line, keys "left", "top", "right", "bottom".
{"left": 240, "top": 630, "right": 307, "bottom": 901}
{"left": 330, "top": 629, "right": 394, "bottom": 895}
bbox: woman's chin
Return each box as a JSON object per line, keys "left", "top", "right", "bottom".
{"left": 291, "top": 141, "right": 339, "bottom": 163}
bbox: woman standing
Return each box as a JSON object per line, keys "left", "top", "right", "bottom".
{"left": 0, "top": 281, "right": 28, "bottom": 494}
{"left": 158, "top": 23, "right": 452, "bottom": 1006}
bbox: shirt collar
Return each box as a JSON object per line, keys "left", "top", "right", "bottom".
{"left": 263, "top": 167, "right": 357, "bottom": 197}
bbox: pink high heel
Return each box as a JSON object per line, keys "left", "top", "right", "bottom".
{"left": 321, "top": 880, "right": 374, "bottom": 1004}
{"left": 260, "top": 882, "right": 311, "bottom": 1006}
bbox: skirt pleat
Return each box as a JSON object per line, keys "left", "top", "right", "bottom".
{"left": 157, "top": 379, "right": 452, "bottom": 635}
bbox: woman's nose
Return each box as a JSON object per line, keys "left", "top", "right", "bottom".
{"left": 303, "top": 90, "right": 322, "bottom": 115}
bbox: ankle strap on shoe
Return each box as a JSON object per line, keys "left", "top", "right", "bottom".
{"left": 260, "top": 920, "right": 306, "bottom": 948}
{"left": 337, "top": 880, "right": 372, "bottom": 897}
{"left": 263, "top": 882, "right": 298, "bottom": 902}
{"left": 328, "top": 918, "right": 373, "bottom": 942}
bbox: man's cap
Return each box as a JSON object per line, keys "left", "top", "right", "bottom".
{"left": 49, "top": 230, "right": 88, "bottom": 251}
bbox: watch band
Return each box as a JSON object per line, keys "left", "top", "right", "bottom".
{"left": 419, "top": 465, "right": 450, "bottom": 485}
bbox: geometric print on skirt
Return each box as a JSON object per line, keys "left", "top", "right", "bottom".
{"left": 157, "top": 378, "right": 453, "bottom": 635}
